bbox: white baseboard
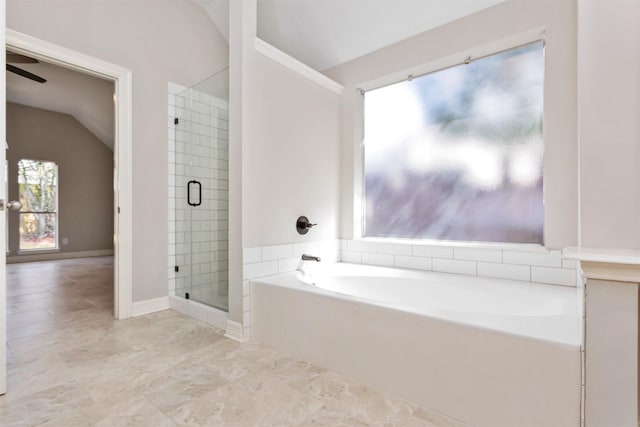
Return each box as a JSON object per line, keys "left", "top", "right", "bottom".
{"left": 225, "top": 320, "right": 244, "bottom": 342}
{"left": 7, "top": 249, "right": 114, "bottom": 264}
{"left": 132, "top": 296, "right": 170, "bottom": 317}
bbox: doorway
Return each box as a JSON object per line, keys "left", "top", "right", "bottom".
{"left": 1, "top": 30, "right": 133, "bottom": 394}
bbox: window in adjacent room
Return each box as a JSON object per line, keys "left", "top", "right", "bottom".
{"left": 18, "top": 159, "right": 58, "bottom": 250}
{"left": 363, "top": 40, "right": 544, "bottom": 244}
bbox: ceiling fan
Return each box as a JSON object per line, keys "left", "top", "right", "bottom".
{"left": 6, "top": 52, "right": 47, "bottom": 84}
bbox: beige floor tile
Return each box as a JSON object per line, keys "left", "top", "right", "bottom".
{"left": 6, "top": 354, "right": 74, "bottom": 402}
{"left": 0, "top": 380, "right": 94, "bottom": 426}
{"left": 165, "top": 373, "right": 325, "bottom": 427}
{"left": 2, "top": 257, "right": 466, "bottom": 427}
{"left": 67, "top": 358, "right": 161, "bottom": 403}
{"left": 139, "top": 363, "right": 230, "bottom": 414}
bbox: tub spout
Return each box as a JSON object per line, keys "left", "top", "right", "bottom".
{"left": 297, "top": 254, "right": 321, "bottom": 280}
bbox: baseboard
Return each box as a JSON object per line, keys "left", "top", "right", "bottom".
{"left": 7, "top": 249, "right": 114, "bottom": 264}
{"left": 132, "top": 296, "right": 170, "bottom": 317}
{"left": 225, "top": 320, "right": 244, "bottom": 342}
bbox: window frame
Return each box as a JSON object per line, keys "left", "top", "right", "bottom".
{"left": 17, "top": 158, "right": 59, "bottom": 252}
{"left": 353, "top": 30, "right": 547, "bottom": 250}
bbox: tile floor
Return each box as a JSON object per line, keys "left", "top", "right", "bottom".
{"left": 1, "top": 257, "right": 467, "bottom": 426}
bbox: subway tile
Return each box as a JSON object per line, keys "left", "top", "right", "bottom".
{"left": 243, "top": 247, "right": 261, "bottom": 264}
{"left": 432, "top": 258, "right": 476, "bottom": 276}
{"left": 347, "top": 240, "right": 378, "bottom": 253}
{"left": 394, "top": 255, "right": 432, "bottom": 271}
{"left": 243, "top": 261, "right": 278, "bottom": 280}
{"left": 531, "top": 266, "right": 577, "bottom": 287}
{"left": 341, "top": 251, "right": 362, "bottom": 264}
{"left": 454, "top": 247, "right": 502, "bottom": 263}
{"left": 278, "top": 257, "right": 299, "bottom": 273}
{"left": 292, "top": 241, "right": 321, "bottom": 256}
{"left": 378, "top": 242, "right": 412, "bottom": 256}
{"left": 262, "top": 244, "right": 293, "bottom": 261}
{"left": 242, "top": 281, "right": 250, "bottom": 297}
{"left": 477, "top": 262, "right": 530, "bottom": 282}
{"left": 317, "top": 239, "right": 341, "bottom": 253}
{"left": 361, "top": 252, "right": 394, "bottom": 267}
{"left": 413, "top": 245, "right": 454, "bottom": 259}
{"left": 243, "top": 311, "right": 251, "bottom": 328}
{"left": 502, "top": 250, "right": 562, "bottom": 268}
{"left": 322, "top": 251, "right": 341, "bottom": 263}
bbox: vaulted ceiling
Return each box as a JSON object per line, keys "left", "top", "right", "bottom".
{"left": 195, "top": 0, "right": 507, "bottom": 71}
{"left": 5, "top": 1, "right": 507, "bottom": 150}
{"left": 6, "top": 55, "right": 115, "bottom": 150}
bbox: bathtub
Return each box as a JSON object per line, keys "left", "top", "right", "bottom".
{"left": 251, "top": 262, "right": 582, "bottom": 427}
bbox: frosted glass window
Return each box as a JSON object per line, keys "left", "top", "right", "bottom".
{"left": 363, "top": 41, "right": 544, "bottom": 244}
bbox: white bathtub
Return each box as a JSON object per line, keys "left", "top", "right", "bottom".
{"left": 251, "top": 262, "right": 582, "bottom": 427}
{"left": 297, "top": 262, "right": 580, "bottom": 346}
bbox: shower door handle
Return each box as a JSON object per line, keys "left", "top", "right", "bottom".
{"left": 187, "top": 180, "right": 202, "bottom": 207}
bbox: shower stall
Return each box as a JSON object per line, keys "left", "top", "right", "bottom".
{"left": 169, "top": 68, "right": 229, "bottom": 312}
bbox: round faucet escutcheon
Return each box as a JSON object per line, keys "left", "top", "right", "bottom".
{"left": 296, "top": 216, "right": 317, "bottom": 235}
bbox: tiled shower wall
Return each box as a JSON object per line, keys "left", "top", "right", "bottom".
{"left": 168, "top": 87, "right": 229, "bottom": 308}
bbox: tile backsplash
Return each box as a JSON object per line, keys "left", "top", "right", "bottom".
{"left": 240, "top": 238, "right": 578, "bottom": 340}
{"left": 341, "top": 239, "right": 578, "bottom": 287}
{"left": 243, "top": 239, "right": 577, "bottom": 287}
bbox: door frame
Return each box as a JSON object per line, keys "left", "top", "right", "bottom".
{"left": 5, "top": 29, "right": 133, "bottom": 320}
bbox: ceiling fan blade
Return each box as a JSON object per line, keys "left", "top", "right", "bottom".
{"left": 6, "top": 53, "right": 39, "bottom": 64}
{"left": 6, "top": 64, "right": 47, "bottom": 83}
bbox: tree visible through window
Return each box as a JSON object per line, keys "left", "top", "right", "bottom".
{"left": 18, "top": 159, "right": 58, "bottom": 250}
{"left": 364, "top": 41, "right": 544, "bottom": 244}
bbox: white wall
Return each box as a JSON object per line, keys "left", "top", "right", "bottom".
{"left": 7, "top": 0, "right": 229, "bottom": 301}
{"left": 325, "top": 0, "right": 578, "bottom": 250}
{"left": 243, "top": 52, "right": 341, "bottom": 248}
{"left": 578, "top": 0, "right": 640, "bottom": 250}
{"left": 227, "top": 0, "right": 341, "bottom": 335}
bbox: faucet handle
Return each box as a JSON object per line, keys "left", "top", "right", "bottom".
{"left": 296, "top": 216, "right": 317, "bottom": 235}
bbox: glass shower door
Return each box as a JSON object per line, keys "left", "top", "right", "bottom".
{"left": 173, "top": 68, "right": 229, "bottom": 311}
